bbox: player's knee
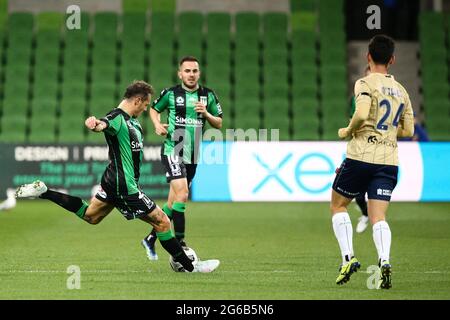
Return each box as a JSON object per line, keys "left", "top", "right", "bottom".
{"left": 83, "top": 210, "right": 102, "bottom": 225}
{"left": 85, "top": 215, "right": 102, "bottom": 225}
{"left": 88, "top": 218, "right": 101, "bottom": 225}
{"left": 154, "top": 215, "right": 171, "bottom": 232}
{"left": 369, "top": 216, "right": 385, "bottom": 225}
{"left": 174, "top": 190, "right": 188, "bottom": 203}
{"left": 161, "top": 217, "right": 171, "bottom": 231}
{"left": 330, "top": 202, "right": 345, "bottom": 214}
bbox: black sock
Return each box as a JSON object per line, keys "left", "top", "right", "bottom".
{"left": 173, "top": 210, "right": 185, "bottom": 241}
{"left": 172, "top": 210, "right": 185, "bottom": 241}
{"left": 40, "top": 189, "right": 88, "bottom": 218}
{"left": 157, "top": 233, "right": 193, "bottom": 272}
{"left": 146, "top": 229, "right": 157, "bottom": 244}
{"left": 355, "top": 196, "right": 368, "bottom": 217}
{"left": 172, "top": 202, "right": 186, "bottom": 241}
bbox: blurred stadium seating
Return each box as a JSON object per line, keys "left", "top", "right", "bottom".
{"left": 419, "top": 11, "right": 450, "bottom": 140}
{"left": 0, "top": 0, "right": 448, "bottom": 142}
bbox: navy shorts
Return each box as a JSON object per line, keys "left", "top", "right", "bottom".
{"left": 95, "top": 184, "right": 156, "bottom": 220}
{"left": 332, "top": 158, "right": 398, "bottom": 201}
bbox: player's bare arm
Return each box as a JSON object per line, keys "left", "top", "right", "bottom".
{"left": 194, "top": 101, "right": 222, "bottom": 129}
{"left": 149, "top": 108, "right": 168, "bottom": 135}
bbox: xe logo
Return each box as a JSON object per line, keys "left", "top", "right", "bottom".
{"left": 252, "top": 153, "right": 293, "bottom": 193}
{"left": 252, "top": 152, "right": 336, "bottom": 194}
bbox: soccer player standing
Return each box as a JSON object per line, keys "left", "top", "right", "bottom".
{"left": 15, "top": 81, "right": 219, "bottom": 273}
{"left": 330, "top": 35, "right": 414, "bottom": 288}
{"left": 141, "top": 56, "right": 223, "bottom": 260}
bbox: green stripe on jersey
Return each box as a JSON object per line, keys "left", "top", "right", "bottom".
{"left": 152, "top": 85, "right": 222, "bottom": 163}
{"left": 116, "top": 117, "right": 140, "bottom": 194}
{"left": 102, "top": 108, "right": 143, "bottom": 196}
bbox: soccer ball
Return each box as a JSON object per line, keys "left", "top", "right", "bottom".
{"left": 169, "top": 246, "right": 198, "bottom": 272}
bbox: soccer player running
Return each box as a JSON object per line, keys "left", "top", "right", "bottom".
{"left": 15, "top": 80, "right": 219, "bottom": 273}
{"left": 331, "top": 35, "right": 414, "bottom": 288}
{"left": 141, "top": 56, "right": 223, "bottom": 260}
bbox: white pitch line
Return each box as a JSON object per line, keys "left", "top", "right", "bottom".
{"left": 1, "top": 270, "right": 449, "bottom": 274}
{"left": 0, "top": 270, "right": 295, "bottom": 274}
{"left": 0, "top": 270, "right": 151, "bottom": 274}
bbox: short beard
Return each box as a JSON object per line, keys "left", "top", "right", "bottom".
{"left": 182, "top": 80, "right": 198, "bottom": 90}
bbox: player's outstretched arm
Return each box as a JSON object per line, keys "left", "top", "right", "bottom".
{"left": 85, "top": 116, "right": 107, "bottom": 133}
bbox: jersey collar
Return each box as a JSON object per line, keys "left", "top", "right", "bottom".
{"left": 117, "top": 107, "right": 132, "bottom": 119}
{"left": 180, "top": 83, "right": 200, "bottom": 93}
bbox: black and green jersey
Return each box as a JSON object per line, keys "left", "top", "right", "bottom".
{"left": 152, "top": 85, "right": 223, "bottom": 163}
{"left": 100, "top": 108, "right": 144, "bottom": 196}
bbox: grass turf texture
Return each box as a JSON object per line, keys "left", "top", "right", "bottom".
{"left": 0, "top": 201, "right": 449, "bottom": 299}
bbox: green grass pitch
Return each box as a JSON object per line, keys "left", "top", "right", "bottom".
{"left": 0, "top": 201, "right": 449, "bottom": 299}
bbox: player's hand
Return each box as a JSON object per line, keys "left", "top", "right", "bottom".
{"left": 194, "top": 102, "right": 207, "bottom": 115}
{"left": 338, "top": 127, "right": 351, "bottom": 139}
{"left": 155, "top": 123, "right": 169, "bottom": 136}
{"left": 85, "top": 116, "right": 98, "bottom": 130}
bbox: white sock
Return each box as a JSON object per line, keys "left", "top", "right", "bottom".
{"left": 332, "top": 212, "right": 354, "bottom": 263}
{"left": 372, "top": 221, "right": 391, "bottom": 264}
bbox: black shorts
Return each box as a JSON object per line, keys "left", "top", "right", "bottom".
{"left": 161, "top": 153, "right": 198, "bottom": 187}
{"left": 332, "top": 158, "right": 398, "bottom": 201}
{"left": 95, "top": 184, "right": 156, "bottom": 220}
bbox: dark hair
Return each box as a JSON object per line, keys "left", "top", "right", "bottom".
{"left": 368, "top": 34, "right": 395, "bottom": 65}
{"left": 124, "top": 80, "right": 154, "bottom": 99}
{"left": 179, "top": 55, "right": 199, "bottom": 66}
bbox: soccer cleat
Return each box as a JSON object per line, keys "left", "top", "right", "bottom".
{"left": 179, "top": 239, "right": 188, "bottom": 248}
{"left": 378, "top": 262, "right": 392, "bottom": 289}
{"left": 356, "top": 215, "right": 369, "bottom": 233}
{"left": 191, "top": 259, "right": 220, "bottom": 273}
{"left": 141, "top": 238, "right": 158, "bottom": 261}
{"left": 15, "top": 180, "right": 47, "bottom": 199}
{"left": 336, "top": 257, "right": 361, "bottom": 285}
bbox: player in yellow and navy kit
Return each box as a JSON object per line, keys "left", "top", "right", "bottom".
{"left": 330, "top": 35, "right": 414, "bottom": 288}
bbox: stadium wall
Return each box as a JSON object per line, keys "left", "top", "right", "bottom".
{"left": 0, "top": 143, "right": 169, "bottom": 199}
{"left": 191, "top": 142, "right": 450, "bottom": 202}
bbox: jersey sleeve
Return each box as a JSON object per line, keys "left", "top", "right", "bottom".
{"left": 151, "top": 88, "right": 170, "bottom": 113}
{"left": 400, "top": 93, "right": 414, "bottom": 134}
{"left": 100, "top": 112, "right": 122, "bottom": 135}
{"left": 207, "top": 90, "right": 223, "bottom": 117}
{"left": 347, "top": 79, "right": 372, "bottom": 131}
{"left": 354, "top": 79, "right": 372, "bottom": 105}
